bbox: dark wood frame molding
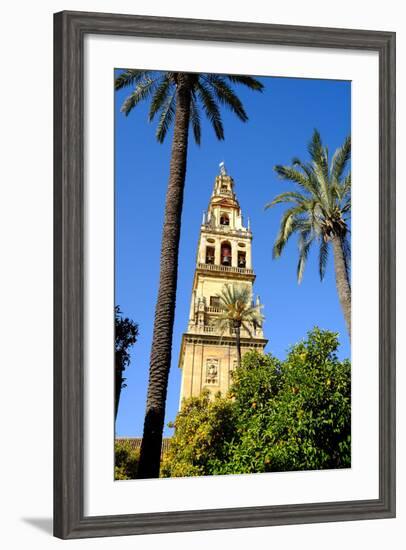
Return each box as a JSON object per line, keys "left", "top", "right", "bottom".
{"left": 54, "top": 10, "right": 396, "bottom": 539}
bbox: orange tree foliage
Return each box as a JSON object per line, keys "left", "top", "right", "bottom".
{"left": 160, "top": 328, "right": 351, "bottom": 477}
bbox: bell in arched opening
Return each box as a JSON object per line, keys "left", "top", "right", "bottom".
{"left": 220, "top": 213, "right": 230, "bottom": 226}
{"left": 221, "top": 241, "right": 232, "bottom": 266}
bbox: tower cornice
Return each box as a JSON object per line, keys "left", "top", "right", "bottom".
{"left": 200, "top": 225, "right": 252, "bottom": 239}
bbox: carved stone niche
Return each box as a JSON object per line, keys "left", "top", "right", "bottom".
{"left": 205, "top": 358, "right": 219, "bottom": 385}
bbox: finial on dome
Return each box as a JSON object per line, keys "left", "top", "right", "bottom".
{"left": 219, "top": 161, "right": 227, "bottom": 176}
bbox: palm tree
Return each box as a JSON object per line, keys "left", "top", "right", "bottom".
{"left": 214, "top": 284, "right": 264, "bottom": 369}
{"left": 266, "top": 130, "right": 351, "bottom": 335}
{"left": 115, "top": 70, "right": 264, "bottom": 478}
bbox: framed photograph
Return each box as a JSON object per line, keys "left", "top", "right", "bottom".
{"left": 54, "top": 10, "right": 396, "bottom": 539}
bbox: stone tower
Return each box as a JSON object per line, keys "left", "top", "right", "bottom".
{"left": 178, "top": 164, "right": 267, "bottom": 406}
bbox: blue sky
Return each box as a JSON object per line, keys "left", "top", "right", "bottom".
{"left": 114, "top": 72, "right": 351, "bottom": 437}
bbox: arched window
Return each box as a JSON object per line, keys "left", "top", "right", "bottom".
{"left": 205, "top": 246, "right": 215, "bottom": 264}
{"left": 221, "top": 241, "right": 232, "bottom": 266}
{"left": 220, "top": 213, "right": 230, "bottom": 226}
{"left": 238, "top": 251, "right": 246, "bottom": 268}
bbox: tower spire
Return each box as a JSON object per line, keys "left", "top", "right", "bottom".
{"left": 219, "top": 160, "right": 227, "bottom": 176}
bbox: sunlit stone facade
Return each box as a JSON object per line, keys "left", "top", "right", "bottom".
{"left": 178, "top": 165, "right": 267, "bottom": 406}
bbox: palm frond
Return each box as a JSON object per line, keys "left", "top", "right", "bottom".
{"left": 309, "top": 132, "right": 330, "bottom": 203}
{"left": 291, "top": 158, "right": 322, "bottom": 199}
{"left": 214, "top": 316, "right": 233, "bottom": 337}
{"left": 297, "top": 231, "right": 313, "bottom": 283}
{"left": 155, "top": 92, "right": 176, "bottom": 143}
{"left": 240, "top": 321, "right": 254, "bottom": 338}
{"left": 114, "top": 69, "right": 150, "bottom": 90}
{"left": 335, "top": 173, "right": 351, "bottom": 203}
{"left": 308, "top": 129, "right": 325, "bottom": 168}
{"left": 203, "top": 75, "right": 248, "bottom": 121}
{"left": 217, "top": 284, "right": 251, "bottom": 311}
{"left": 217, "top": 282, "right": 235, "bottom": 306}
{"left": 274, "top": 165, "right": 317, "bottom": 196}
{"left": 343, "top": 173, "right": 351, "bottom": 195}
{"left": 224, "top": 75, "right": 264, "bottom": 91}
{"left": 120, "top": 77, "right": 158, "bottom": 116}
{"left": 195, "top": 81, "right": 224, "bottom": 140}
{"left": 189, "top": 96, "right": 201, "bottom": 145}
{"left": 241, "top": 315, "right": 264, "bottom": 338}
{"left": 265, "top": 191, "right": 308, "bottom": 209}
{"left": 273, "top": 207, "right": 307, "bottom": 258}
{"left": 243, "top": 305, "right": 264, "bottom": 326}
{"left": 148, "top": 76, "right": 173, "bottom": 121}
{"left": 341, "top": 197, "right": 351, "bottom": 213}
{"left": 214, "top": 284, "right": 264, "bottom": 333}
{"left": 319, "top": 237, "right": 329, "bottom": 280}
{"left": 330, "top": 135, "right": 351, "bottom": 182}
{"left": 312, "top": 161, "right": 331, "bottom": 209}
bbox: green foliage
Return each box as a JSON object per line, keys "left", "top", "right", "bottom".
{"left": 223, "top": 328, "right": 351, "bottom": 474}
{"left": 115, "top": 70, "right": 264, "bottom": 145}
{"left": 214, "top": 284, "right": 264, "bottom": 335}
{"left": 229, "top": 350, "right": 281, "bottom": 416}
{"left": 114, "top": 440, "right": 139, "bottom": 480}
{"left": 115, "top": 305, "right": 139, "bottom": 382}
{"left": 162, "top": 328, "right": 351, "bottom": 477}
{"left": 266, "top": 130, "right": 351, "bottom": 283}
{"left": 115, "top": 306, "right": 138, "bottom": 418}
{"left": 213, "top": 284, "right": 265, "bottom": 368}
{"left": 160, "top": 391, "right": 236, "bottom": 478}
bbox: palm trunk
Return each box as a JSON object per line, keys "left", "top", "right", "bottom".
{"left": 137, "top": 77, "right": 191, "bottom": 479}
{"left": 234, "top": 322, "right": 242, "bottom": 369}
{"left": 331, "top": 234, "right": 351, "bottom": 337}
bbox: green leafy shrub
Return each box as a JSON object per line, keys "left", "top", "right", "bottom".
{"left": 160, "top": 391, "right": 236, "bottom": 478}
{"left": 114, "top": 440, "right": 139, "bottom": 480}
{"left": 222, "top": 328, "right": 351, "bottom": 474}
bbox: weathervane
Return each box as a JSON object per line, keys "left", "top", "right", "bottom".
{"left": 219, "top": 161, "right": 227, "bottom": 176}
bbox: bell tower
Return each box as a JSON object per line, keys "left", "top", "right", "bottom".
{"left": 178, "top": 164, "right": 267, "bottom": 405}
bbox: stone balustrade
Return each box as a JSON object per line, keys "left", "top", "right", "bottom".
{"left": 197, "top": 262, "right": 253, "bottom": 275}
{"left": 186, "top": 323, "right": 261, "bottom": 339}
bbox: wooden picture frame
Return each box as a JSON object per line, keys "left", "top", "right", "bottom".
{"left": 54, "top": 10, "right": 396, "bottom": 539}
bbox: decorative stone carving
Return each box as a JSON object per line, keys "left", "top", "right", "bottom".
{"left": 206, "top": 358, "right": 219, "bottom": 385}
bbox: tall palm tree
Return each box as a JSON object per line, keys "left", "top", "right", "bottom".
{"left": 215, "top": 284, "right": 264, "bottom": 369}
{"left": 266, "top": 130, "right": 351, "bottom": 335}
{"left": 115, "top": 70, "right": 264, "bottom": 478}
